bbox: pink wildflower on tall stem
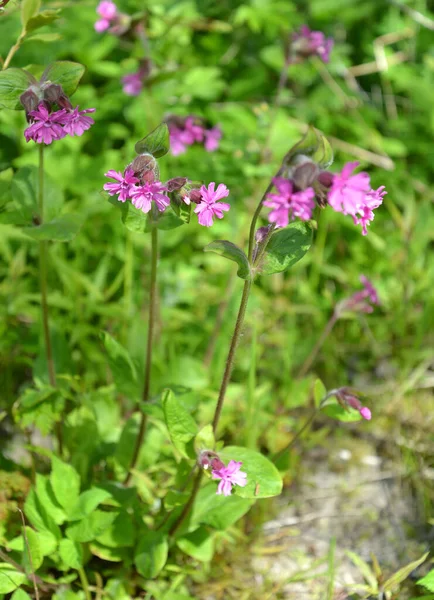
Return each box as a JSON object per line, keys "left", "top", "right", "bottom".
{"left": 212, "top": 460, "right": 248, "bottom": 496}
{"left": 204, "top": 126, "right": 222, "bottom": 152}
{"left": 95, "top": 0, "right": 118, "bottom": 32}
{"left": 103, "top": 167, "right": 139, "bottom": 202}
{"left": 264, "top": 177, "right": 315, "bottom": 227}
{"left": 293, "top": 25, "right": 334, "bottom": 63}
{"left": 194, "top": 182, "right": 230, "bottom": 227}
{"left": 130, "top": 182, "right": 170, "bottom": 213}
{"left": 122, "top": 72, "right": 143, "bottom": 96}
{"left": 24, "top": 104, "right": 68, "bottom": 145}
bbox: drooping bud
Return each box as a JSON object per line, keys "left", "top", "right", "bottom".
{"left": 130, "top": 153, "right": 158, "bottom": 182}
{"left": 20, "top": 89, "right": 40, "bottom": 116}
{"left": 198, "top": 450, "right": 225, "bottom": 472}
{"left": 292, "top": 160, "right": 320, "bottom": 190}
{"left": 166, "top": 177, "right": 188, "bottom": 192}
{"left": 335, "top": 387, "right": 372, "bottom": 421}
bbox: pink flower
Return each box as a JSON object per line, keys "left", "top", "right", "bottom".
{"left": 95, "top": 18, "right": 110, "bottom": 32}
{"left": 169, "top": 127, "right": 188, "bottom": 156}
{"left": 63, "top": 106, "right": 95, "bottom": 136}
{"left": 293, "top": 25, "right": 334, "bottom": 63}
{"left": 103, "top": 167, "right": 139, "bottom": 202}
{"left": 204, "top": 126, "right": 222, "bottom": 152}
{"left": 184, "top": 117, "right": 204, "bottom": 143}
{"left": 360, "top": 275, "right": 379, "bottom": 305}
{"left": 121, "top": 72, "right": 143, "bottom": 96}
{"left": 359, "top": 407, "right": 372, "bottom": 420}
{"left": 264, "top": 177, "right": 315, "bottom": 227}
{"left": 194, "top": 182, "right": 230, "bottom": 227}
{"left": 328, "top": 162, "right": 386, "bottom": 235}
{"left": 24, "top": 104, "right": 69, "bottom": 145}
{"left": 212, "top": 460, "right": 248, "bottom": 496}
{"left": 335, "top": 388, "right": 372, "bottom": 421}
{"left": 130, "top": 182, "right": 170, "bottom": 213}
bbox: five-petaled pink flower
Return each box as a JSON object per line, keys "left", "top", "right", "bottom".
{"left": 95, "top": 0, "right": 117, "bottom": 32}
{"left": 212, "top": 460, "right": 248, "bottom": 496}
{"left": 328, "top": 162, "right": 386, "bottom": 235}
{"left": 293, "top": 25, "right": 334, "bottom": 63}
{"left": 194, "top": 182, "right": 230, "bottom": 227}
{"left": 24, "top": 105, "right": 68, "bottom": 145}
{"left": 122, "top": 72, "right": 143, "bottom": 96}
{"left": 130, "top": 182, "right": 170, "bottom": 213}
{"left": 264, "top": 177, "right": 315, "bottom": 227}
{"left": 103, "top": 167, "right": 139, "bottom": 202}
{"left": 63, "top": 107, "right": 96, "bottom": 137}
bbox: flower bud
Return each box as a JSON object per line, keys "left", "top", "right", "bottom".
{"left": 255, "top": 225, "right": 272, "bottom": 243}
{"left": 20, "top": 89, "right": 40, "bottom": 116}
{"left": 166, "top": 177, "right": 188, "bottom": 192}
{"left": 335, "top": 387, "right": 372, "bottom": 421}
{"left": 130, "top": 153, "right": 157, "bottom": 181}
{"left": 198, "top": 450, "right": 225, "bottom": 471}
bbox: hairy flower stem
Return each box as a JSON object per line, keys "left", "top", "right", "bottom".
{"left": 2, "top": 30, "right": 26, "bottom": 71}
{"left": 168, "top": 470, "right": 203, "bottom": 536}
{"left": 298, "top": 311, "right": 338, "bottom": 378}
{"left": 38, "top": 146, "right": 62, "bottom": 455}
{"left": 124, "top": 226, "right": 158, "bottom": 485}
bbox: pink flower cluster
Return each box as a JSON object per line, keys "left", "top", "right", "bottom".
{"left": 264, "top": 162, "right": 386, "bottom": 236}
{"left": 328, "top": 162, "right": 386, "bottom": 235}
{"left": 122, "top": 72, "right": 144, "bottom": 96}
{"left": 211, "top": 460, "right": 248, "bottom": 496}
{"left": 95, "top": 0, "right": 118, "bottom": 32}
{"left": 24, "top": 104, "right": 95, "bottom": 145}
{"left": 293, "top": 25, "right": 334, "bottom": 63}
{"left": 337, "top": 274, "right": 380, "bottom": 317}
{"left": 104, "top": 168, "right": 230, "bottom": 227}
{"left": 169, "top": 117, "right": 222, "bottom": 156}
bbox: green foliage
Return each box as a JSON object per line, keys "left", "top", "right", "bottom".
{"left": 135, "top": 123, "right": 170, "bottom": 158}
{"left": 418, "top": 570, "right": 434, "bottom": 594}
{"left": 204, "top": 240, "right": 251, "bottom": 279}
{"left": 162, "top": 389, "right": 198, "bottom": 459}
{"left": 0, "top": 69, "right": 34, "bottom": 110}
{"left": 258, "top": 222, "right": 313, "bottom": 275}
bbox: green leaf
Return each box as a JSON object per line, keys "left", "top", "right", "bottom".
{"left": 177, "top": 527, "right": 215, "bottom": 562}
{"left": 383, "top": 552, "right": 429, "bottom": 592}
{"left": 194, "top": 424, "right": 215, "bottom": 454}
{"left": 26, "top": 9, "right": 61, "bottom": 33}
{"left": 66, "top": 511, "right": 117, "bottom": 543}
{"left": 0, "top": 564, "right": 26, "bottom": 594}
{"left": 135, "top": 123, "right": 170, "bottom": 158}
{"left": 68, "top": 488, "right": 112, "bottom": 521}
{"left": 22, "top": 214, "right": 83, "bottom": 242}
{"left": 24, "top": 488, "right": 61, "bottom": 542}
{"left": 284, "top": 126, "right": 333, "bottom": 169}
{"left": 258, "top": 221, "right": 313, "bottom": 276}
{"left": 89, "top": 543, "right": 129, "bottom": 563}
{"left": 21, "top": 0, "right": 41, "bottom": 26}
{"left": 219, "top": 446, "right": 283, "bottom": 498}
{"left": 59, "top": 539, "right": 83, "bottom": 570}
{"left": 95, "top": 511, "right": 135, "bottom": 548}
{"left": 134, "top": 531, "right": 168, "bottom": 579}
{"left": 11, "top": 166, "right": 64, "bottom": 223}
{"left": 346, "top": 551, "right": 378, "bottom": 589}
{"left": 0, "top": 68, "right": 34, "bottom": 110}
{"left": 50, "top": 456, "right": 81, "bottom": 513}
{"left": 204, "top": 241, "right": 251, "bottom": 280}
{"left": 190, "top": 484, "right": 254, "bottom": 530}
{"left": 322, "top": 401, "right": 363, "bottom": 422}
{"left": 41, "top": 61, "right": 85, "bottom": 97}
{"left": 102, "top": 332, "right": 139, "bottom": 399}
{"left": 35, "top": 475, "right": 66, "bottom": 525}
{"left": 162, "top": 389, "right": 198, "bottom": 459}
{"left": 418, "top": 570, "right": 434, "bottom": 593}
{"left": 25, "top": 33, "right": 62, "bottom": 43}
{"left": 11, "top": 590, "right": 32, "bottom": 600}
{"left": 22, "top": 526, "right": 43, "bottom": 573}
{"left": 314, "top": 379, "right": 327, "bottom": 408}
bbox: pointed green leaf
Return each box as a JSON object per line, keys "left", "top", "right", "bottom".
{"left": 284, "top": 126, "right": 333, "bottom": 169}
{"left": 194, "top": 424, "right": 215, "bottom": 454}
{"left": 50, "top": 456, "right": 81, "bottom": 513}
{"left": 418, "top": 570, "right": 434, "bottom": 593}
{"left": 35, "top": 475, "right": 66, "bottom": 525}
{"left": 66, "top": 511, "right": 117, "bottom": 543}
{"left": 322, "top": 401, "right": 363, "bottom": 422}
{"left": 21, "top": 0, "right": 41, "bottom": 26}
{"left": 162, "top": 389, "right": 198, "bottom": 459}
{"left": 135, "top": 123, "right": 170, "bottom": 158}
{"left": 67, "top": 487, "right": 112, "bottom": 521}
{"left": 177, "top": 527, "right": 215, "bottom": 562}
{"left": 0, "top": 68, "right": 34, "bottom": 110}
{"left": 190, "top": 484, "right": 254, "bottom": 530}
{"left": 383, "top": 552, "right": 429, "bottom": 592}
{"left": 102, "top": 332, "right": 139, "bottom": 399}
{"left": 11, "top": 589, "right": 32, "bottom": 600}
{"left": 314, "top": 379, "right": 327, "bottom": 408}
{"left": 59, "top": 539, "right": 83, "bottom": 570}
{"left": 204, "top": 240, "right": 251, "bottom": 280}
{"left": 22, "top": 214, "right": 82, "bottom": 242}
{"left": 346, "top": 550, "right": 378, "bottom": 589}
{"left": 22, "top": 526, "right": 43, "bottom": 573}
{"left": 24, "top": 488, "right": 61, "bottom": 541}
{"left": 41, "top": 61, "right": 85, "bottom": 97}
{"left": 0, "top": 564, "right": 26, "bottom": 594}
{"left": 258, "top": 221, "right": 313, "bottom": 276}
{"left": 26, "top": 9, "right": 60, "bottom": 33}
{"left": 134, "top": 531, "right": 168, "bottom": 579}
{"left": 219, "top": 446, "right": 283, "bottom": 498}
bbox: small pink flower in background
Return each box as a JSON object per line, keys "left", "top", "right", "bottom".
{"left": 24, "top": 104, "right": 68, "bottom": 145}
{"left": 103, "top": 167, "right": 139, "bottom": 202}
{"left": 122, "top": 72, "right": 143, "bottom": 96}
{"left": 360, "top": 275, "right": 379, "bottom": 305}
{"left": 338, "top": 274, "right": 380, "bottom": 315}
{"left": 130, "top": 182, "right": 170, "bottom": 213}
{"left": 169, "top": 127, "right": 188, "bottom": 156}
{"left": 264, "top": 177, "right": 315, "bottom": 227}
{"left": 95, "top": 0, "right": 118, "bottom": 32}
{"left": 63, "top": 107, "right": 96, "bottom": 136}
{"left": 212, "top": 460, "right": 248, "bottom": 496}
{"left": 335, "top": 388, "right": 372, "bottom": 421}
{"left": 184, "top": 117, "right": 205, "bottom": 143}
{"left": 359, "top": 407, "right": 372, "bottom": 420}
{"left": 204, "top": 126, "right": 222, "bottom": 152}
{"left": 194, "top": 182, "right": 230, "bottom": 227}
{"left": 293, "top": 25, "right": 334, "bottom": 63}
{"left": 328, "top": 162, "right": 386, "bottom": 235}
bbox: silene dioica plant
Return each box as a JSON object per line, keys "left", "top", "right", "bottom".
{"left": 4, "top": 2, "right": 427, "bottom": 599}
